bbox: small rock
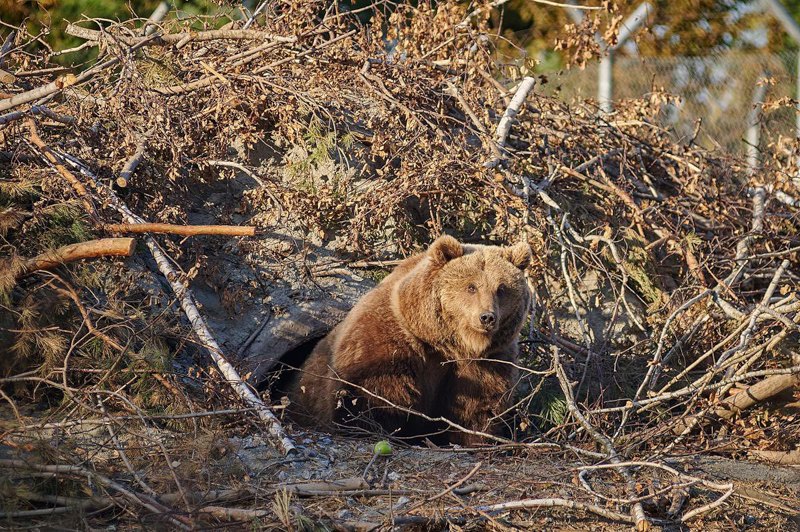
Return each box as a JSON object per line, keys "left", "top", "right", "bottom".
{"left": 387, "top": 472, "right": 400, "bottom": 481}
{"left": 392, "top": 496, "right": 410, "bottom": 510}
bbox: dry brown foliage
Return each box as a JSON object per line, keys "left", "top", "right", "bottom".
{"left": 0, "top": 1, "right": 799, "bottom": 529}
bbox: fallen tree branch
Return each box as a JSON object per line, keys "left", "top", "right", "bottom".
{"left": 577, "top": 461, "right": 735, "bottom": 523}
{"left": 195, "top": 505, "right": 272, "bottom": 520}
{"left": 0, "top": 74, "right": 77, "bottom": 113}
{"left": 0, "top": 104, "right": 76, "bottom": 126}
{"left": 715, "top": 373, "right": 800, "bottom": 420}
{"left": 485, "top": 76, "right": 535, "bottom": 169}
{"left": 26, "top": 127, "right": 295, "bottom": 455}
{"left": 553, "top": 344, "right": 651, "bottom": 531}
{"left": 116, "top": 135, "right": 148, "bottom": 187}
{"left": 749, "top": 449, "right": 800, "bottom": 465}
{"left": 27, "top": 119, "right": 97, "bottom": 219}
{"left": 20, "top": 238, "right": 136, "bottom": 278}
{"left": 113, "top": 209, "right": 295, "bottom": 455}
{"left": 103, "top": 223, "right": 256, "bottom": 237}
{"left": 65, "top": 24, "right": 297, "bottom": 45}
{"left": 280, "top": 478, "right": 368, "bottom": 495}
{"left": 472, "top": 497, "right": 636, "bottom": 524}
{"left": 0, "top": 459, "right": 191, "bottom": 529}
{"left": 82, "top": 157, "right": 294, "bottom": 455}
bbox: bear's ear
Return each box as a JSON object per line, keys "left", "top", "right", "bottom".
{"left": 504, "top": 241, "right": 532, "bottom": 270}
{"left": 429, "top": 235, "right": 463, "bottom": 266}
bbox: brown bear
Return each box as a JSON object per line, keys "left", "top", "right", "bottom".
{"left": 286, "top": 235, "right": 532, "bottom": 444}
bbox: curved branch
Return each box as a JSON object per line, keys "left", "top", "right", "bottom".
{"left": 21, "top": 238, "right": 136, "bottom": 277}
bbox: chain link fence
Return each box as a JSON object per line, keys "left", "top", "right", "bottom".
{"left": 544, "top": 51, "right": 799, "bottom": 155}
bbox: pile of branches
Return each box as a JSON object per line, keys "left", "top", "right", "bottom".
{"left": 1, "top": 0, "right": 799, "bottom": 529}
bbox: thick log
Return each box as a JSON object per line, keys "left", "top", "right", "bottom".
{"left": 749, "top": 449, "right": 800, "bottom": 465}
{"left": 716, "top": 373, "right": 800, "bottom": 420}
{"left": 21, "top": 238, "right": 136, "bottom": 277}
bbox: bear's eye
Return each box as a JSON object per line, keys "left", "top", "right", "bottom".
{"left": 467, "top": 284, "right": 477, "bottom": 294}
{"left": 497, "top": 285, "right": 507, "bottom": 297}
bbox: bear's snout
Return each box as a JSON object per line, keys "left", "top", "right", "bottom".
{"left": 479, "top": 312, "right": 496, "bottom": 329}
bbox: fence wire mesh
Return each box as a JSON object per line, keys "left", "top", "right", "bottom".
{"left": 544, "top": 51, "right": 800, "bottom": 155}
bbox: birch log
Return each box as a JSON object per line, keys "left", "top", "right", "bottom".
{"left": 31, "top": 130, "right": 296, "bottom": 455}
{"left": 484, "top": 76, "right": 536, "bottom": 168}
{"left": 116, "top": 136, "right": 148, "bottom": 187}
{"left": 103, "top": 194, "right": 296, "bottom": 454}
{"left": 138, "top": 231, "right": 297, "bottom": 454}
{"left": 0, "top": 75, "right": 77, "bottom": 113}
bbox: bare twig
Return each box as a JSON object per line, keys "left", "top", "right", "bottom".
{"left": 0, "top": 459, "right": 192, "bottom": 530}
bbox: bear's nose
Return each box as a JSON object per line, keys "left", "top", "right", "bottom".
{"left": 480, "top": 312, "right": 496, "bottom": 327}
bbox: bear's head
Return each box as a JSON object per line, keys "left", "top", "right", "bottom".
{"left": 395, "top": 235, "right": 532, "bottom": 358}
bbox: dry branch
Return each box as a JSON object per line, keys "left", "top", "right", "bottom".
{"left": 0, "top": 104, "right": 76, "bottom": 126}
{"left": 280, "top": 478, "right": 368, "bottom": 496}
{"left": 23, "top": 121, "right": 296, "bottom": 454}
{"left": 749, "top": 449, "right": 800, "bottom": 464}
{"left": 552, "top": 343, "right": 651, "bottom": 530}
{"left": 116, "top": 135, "right": 148, "bottom": 187}
{"left": 27, "top": 119, "right": 97, "bottom": 218}
{"left": 195, "top": 506, "right": 271, "bottom": 520}
{"left": 0, "top": 74, "right": 77, "bottom": 113}
{"left": 20, "top": 238, "right": 135, "bottom": 278}
{"left": 102, "top": 223, "right": 256, "bottom": 237}
{"left": 109, "top": 205, "right": 296, "bottom": 455}
{"left": 65, "top": 24, "right": 296, "bottom": 45}
{"left": 485, "top": 76, "right": 535, "bottom": 168}
{"left": 473, "top": 497, "right": 636, "bottom": 524}
{"left": 715, "top": 373, "right": 800, "bottom": 420}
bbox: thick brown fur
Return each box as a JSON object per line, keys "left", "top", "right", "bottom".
{"left": 286, "top": 235, "right": 532, "bottom": 444}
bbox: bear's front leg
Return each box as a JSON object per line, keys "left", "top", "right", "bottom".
{"left": 332, "top": 354, "right": 436, "bottom": 439}
{"left": 444, "top": 359, "right": 517, "bottom": 445}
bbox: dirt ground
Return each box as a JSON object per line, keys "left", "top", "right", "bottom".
{"left": 2, "top": 406, "right": 799, "bottom": 531}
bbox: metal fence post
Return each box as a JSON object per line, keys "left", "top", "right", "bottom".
{"left": 569, "top": 1, "right": 651, "bottom": 114}
{"left": 762, "top": 0, "right": 800, "bottom": 180}
{"left": 598, "top": 54, "right": 614, "bottom": 113}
